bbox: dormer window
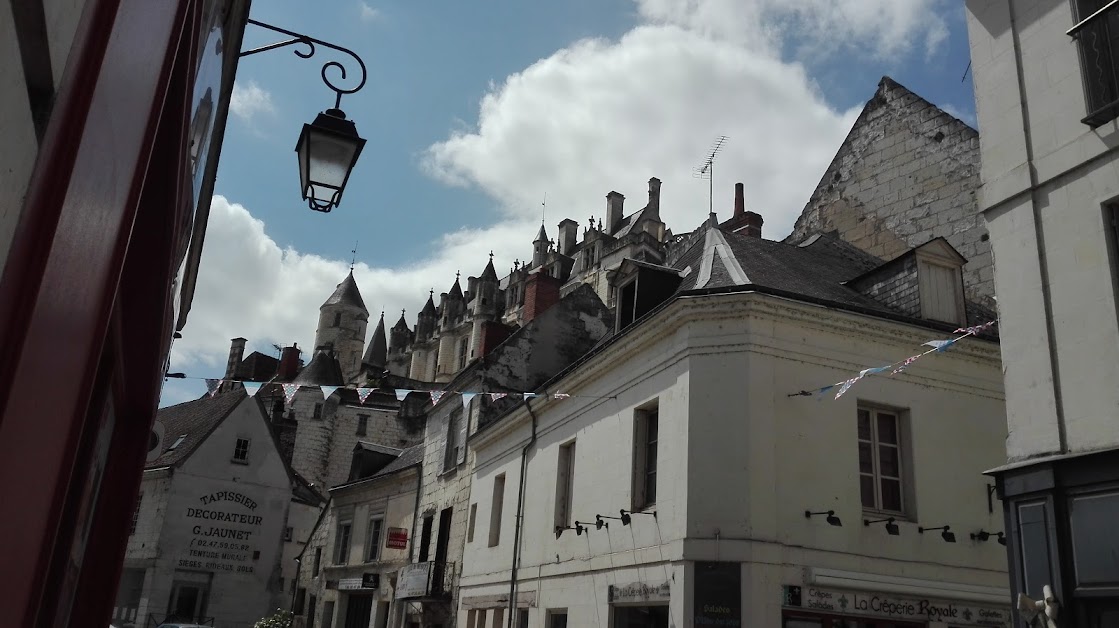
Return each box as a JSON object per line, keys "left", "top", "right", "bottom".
{"left": 915, "top": 241, "right": 967, "bottom": 325}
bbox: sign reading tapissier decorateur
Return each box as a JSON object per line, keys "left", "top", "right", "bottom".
{"left": 782, "top": 585, "right": 1011, "bottom": 627}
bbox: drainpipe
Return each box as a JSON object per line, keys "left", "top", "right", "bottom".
{"left": 410, "top": 467, "right": 424, "bottom": 563}
{"left": 507, "top": 398, "right": 538, "bottom": 627}
{"left": 289, "top": 557, "right": 301, "bottom": 612}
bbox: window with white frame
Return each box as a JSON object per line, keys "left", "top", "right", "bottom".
{"left": 554, "top": 440, "right": 576, "bottom": 529}
{"left": 333, "top": 520, "right": 352, "bottom": 565}
{"left": 632, "top": 402, "right": 659, "bottom": 510}
{"left": 366, "top": 516, "right": 383, "bottom": 561}
{"left": 858, "top": 406, "right": 907, "bottom": 514}
{"left": 232, "top": 438, "right": 250, "bottom": 463}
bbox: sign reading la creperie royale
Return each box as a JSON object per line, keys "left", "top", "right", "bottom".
{"left": 178, "top": 491, "right": 266, "bottom": 575}
{"left": 782, "top": 585, "right": 1011, "bottom": 627}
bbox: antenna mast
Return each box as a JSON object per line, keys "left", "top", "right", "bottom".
{"left": 693, "top": 135, "right": 728, "bottom": 217}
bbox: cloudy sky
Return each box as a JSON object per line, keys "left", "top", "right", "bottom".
{"left": 161, "top": 0, "right": 976, "bottom": 405}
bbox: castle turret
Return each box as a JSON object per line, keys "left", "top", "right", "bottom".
{"left": 389, "top": 310, "right": 411, "bottom": 354}
{"left": 532, "top": 223, "right": 549, "bottom": 268}
{"left": 471, "top": 254, "right": 501, "bottom": 357}
{"left": 314, "top": 271, "right": 369, "bottom": 383}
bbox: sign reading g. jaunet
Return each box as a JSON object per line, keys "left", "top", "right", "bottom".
{"left": 177, "top": 491, "right": 266, "bottom": 575}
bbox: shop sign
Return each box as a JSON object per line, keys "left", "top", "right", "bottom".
{"left": 395, "top": 562, "right": 432, "bottom": 599}
{"left": 387, "top": 527, "right": 409, "bottom": 549}
{"left": 609, "top": 581, "right": 670, "bottom": 604}
{"left": 694, "top": 562, "right": 741, "bottom": 627}
{"left": 337, "top": 573, "right": 380, "bottom": 591}
{"left": 782, "top": 585, "right": 1011, "bottom": 627}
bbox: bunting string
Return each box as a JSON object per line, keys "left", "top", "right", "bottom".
{"left": 787, "top": 320, "right": 997, "bottom": 400}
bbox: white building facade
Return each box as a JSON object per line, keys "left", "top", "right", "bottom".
{"left": 461, "top": 288, "right": 1011, "bottom": 626}
{"left": 965, "top": 1, "right": 1119, "bottom": 623}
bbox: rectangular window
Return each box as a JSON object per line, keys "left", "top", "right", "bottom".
{"left": 294, "top": 588, "right": 307, "bottom": 614}
{"left": 232, "top": 438, "right": 250, "bottom": 462}
{"left": 458, "top": 337, "right": 470, "bottom": 369}
{"left": 444, "top": 411, "right": 460, "bottom": 472}
{"left": 633, "top": 403, "right": 659, "bottom": 509}
{"left": 284, "top": 526, "right": 293, "bottom": 542}
{"left": 517, "top": 609, "right": 529, "bottom": 628}
{"left": 313, "top": 403, "right": 323, "bottom": 420}
{"left": 1070, "top": 0, "right": 1119, "bottom": 126}
{"left": 418, "top": 515, "right": 433, "bottom": 562}
{"left": 308, "top": 594, "right": 317, "bottom": 627}
{"left": 323, "top": 601, "right": 336, "bottom": 628}
{"left": 857, "top": 407, "right": 906, "bottom": 514}
{"left": 490, "top": 608, "right": 505, "bottom": 628}
{"left": 313, "top": 547, "right": 322, "bottom": 576}
{"left": 467, "top": 503, "right": 477, "bottom": 543}
{"left": 356, "top": 414, "right": 368, "bottom": 436}
{"left": 489, "top": 474, "right": 506, "bottom": 547}
{"left": 130, "top": 493, "right": 142, "bottom": 535}
{"left": 918, "top": 260, "right": 964, "bottom": 325}
{"left": 554, "top": 441, "right": 576, "bottom": 529}
{"left": 334, "top": 521, "right": 352, "bottom": 565}
{"left": 547, "top": 610, "right": 568, "bottom": 628}
{"left": 366, "top": 516, "right": 384, "bottom": 562}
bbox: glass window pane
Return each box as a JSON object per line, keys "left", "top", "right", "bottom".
{"left": 877, "top": 414, "right": 898, "bottom": 444}
{"left": 881, "top": 478, "right": 902, "bottom": 512}
{"left": 861, "top": 475, "right": 876, "bottom": 509}
{"left": 1018, "top": 502, "right": 1053, "bottom": 600}
{"left": 1069, "top": 490, "right": 1119, "bottom": 586}
{"left": 858, "top": 410, "right": 871, "bottom": 439}
{"left": 879, "top": 445, "right": 899, "bottom": 477}
{"left": 859, "top": 442, "right": 874, "bottom": 473}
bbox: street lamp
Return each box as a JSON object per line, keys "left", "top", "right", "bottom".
{"left": 240, "top": 19, "right": 369, "bottom": 213}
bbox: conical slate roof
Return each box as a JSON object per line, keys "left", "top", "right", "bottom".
{"left": 363, "top": 313, "right": 388, "bottom": 368}
{"left": 480, "top": 257, "right": 498, "bottom": 282}
{"left": 448, "top": 277, "right": 463, "bottom": 300}
{"left": 534, "top": 223, "right": 548, "bottom": 242}
{"left": 392, "top": 310, "right": 409, "bottom": 331}
{"left": 292, "top": 350, "right": 345, "bottom": 386}
{"left": 321, "top": 272, "right": 368, "bottom": 313}
{"left": 419, "top": 293, "right": 437, "bottom": 317}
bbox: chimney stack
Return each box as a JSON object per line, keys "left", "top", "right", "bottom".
{"left": 719, "top": 182, "right": 763, "bottom": 237}
{"left": 734, "top": 182, "right": 744, "bottom": 217}
{"left": 557, "top": 219, "right": 578, "bottom": 255}
{"left": 225, "top": 337, "right": 246, "bottom": 380}
{"left": 648, "top": 177, "right": 661, "bottom": 213}
{"left": 523, "top": 271, "right": 562, "bottom": 323}
{"left": 278, "top": 343, "right": 302, "bottom": 380}
{"left": 606, "top": 192, "right": 625, "bottom": 234}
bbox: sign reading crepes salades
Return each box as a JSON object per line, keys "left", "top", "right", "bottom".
{"left": 782, "top": 585, "right": 1011, "bottom": 627}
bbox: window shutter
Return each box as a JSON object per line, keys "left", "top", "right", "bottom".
{"left": 456, "top": 407, "right": 469, "bottom": 465}
{"left": 441, "top": 413, "right": 453, "bottom": 472}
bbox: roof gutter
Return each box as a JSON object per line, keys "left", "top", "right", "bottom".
{"left": 508, "top": 397, "right": 538, "bottom": 623}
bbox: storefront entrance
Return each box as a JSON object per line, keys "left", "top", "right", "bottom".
{"left": 613, "top": 605, "right": 669, "bottom": 628}
{"left": 783, "top": 610, "right": 924, "bottom": 628}
{"left": 345, "top": 594, "right": 374, "bottom": 628}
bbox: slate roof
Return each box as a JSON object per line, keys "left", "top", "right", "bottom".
{"left": 534, "top": 223, "right": 548, "bottom": 242}
{"left": 420, "top": 293, "right": 437, "bottom": 317}
{"left": 480, "top": 257, "right": 499, "bottom": 282}
{"left": 363, "top": 313, "right": 388, "bottom": 368}
{"left": 148, "top": 390, "right": 247, "bottom": 468}
{"left": 321, "top": 272, "right": 368, "bottom": 312}
{"left": 448, "top": 277, "right": 463, "bottom": 300}
{"left": 393, "top": 310, "right": 410, "bottom": 331}
{"left": 371, "top": 444, "right": 424, "bottom": 478}
{"left": 292, "top": 350, "right": 345, "bottom": 386}
{"left": 355, "top": 441, "right": 404, "bottom": 456}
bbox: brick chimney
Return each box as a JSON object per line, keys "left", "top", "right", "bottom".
{"left": 719, "top": 182, "right": 763, "bottom": 237}
{"left": 523, "top": 271, "right": 561, "bottom": 323}
{"left": 606, "top": 192, "right": 625, "bottom": 234}
{"left": 557, "top": 219, "right": 578, "bottom": 255}
{"left": 478, "top": 320, "right": 514, "bottom": 356}
{"left": 225, "top": 337, "right": 246, "bottom": 379}
{"left": 278, "top": 343, "right": 302, "bottom": 380}
{"left": 648, "top": 177, "right": 661, "bottom": 213}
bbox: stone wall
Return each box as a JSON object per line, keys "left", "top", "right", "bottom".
{"left": 848, "top": 256, "right": 921, "bottom": 318}
{"left": 324, "top": 404, "right": 424, "bottom": 489}
{"left": 786, "top": 77, "right": 993, "bottom": 307}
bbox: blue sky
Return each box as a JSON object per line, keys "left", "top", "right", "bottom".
{"left": 161, "top": 0, "right": 977, "bottom": 406}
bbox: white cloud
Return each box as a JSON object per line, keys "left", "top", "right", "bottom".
{"left": 359, "top": 2, "right": 380, "bottom": 23}
{"left": 229, "top": 80, "right": 276, "bottom": 123}
{"left": 940, "top": 102, "right": 977, "bottom": 128}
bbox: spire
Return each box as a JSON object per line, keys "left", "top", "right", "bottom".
{"left": 534, "top": 223, "right": 548, "bottom": 243}
{"left": 448, "top": 272, "right": 463, "bottom": 299}
{"left": 362, "top": 312, "right": 387, "bottom": 369}
{"left": 321, "top": 271, "right": 368, "bottom": 313}
{"left": 480, "top": 252, "right": 498, "bottom": 282}
{"left": 393, "top": 308, "right": 409, "bottom": 331}
{"left": 420, "top": 290, "right": 437, "bottom": 317}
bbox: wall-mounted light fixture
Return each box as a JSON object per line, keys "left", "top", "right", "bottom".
{"left": 597, "top": 512, "right": 628, "bottom": 526}
{"left": 918, "top": 525, "right": 956, "bottom": 543}
{"left": 805, "top": 510, "right": 842, "bottom": 527}
{"left": 593, "top": 515, "right": 610, "bottom": 530}
{"left": 971, "top": 529, "right": 1006, "bottom": 546}
{"left": 864, "top": 517, "right": 900, "bottom": 536}
{"left": 554, "top": 523, "right": 584, "bottom": 539}
{"left": 619, "top": 508, "right": 657, "bottom": 525}
{"left": 576, "top": 520, "right": 605, "bottom": 532}
{"left": 240, "top": 19, "right": 368, "bottom": 213}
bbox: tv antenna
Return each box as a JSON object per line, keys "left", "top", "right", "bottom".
{"left": 693, "top": 135, "right": 728, "bottom": 217}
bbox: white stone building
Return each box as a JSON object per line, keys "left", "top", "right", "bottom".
{"left": 115, "top": 389, "right": 308, "bottom": 628}
{"left": 458, "top": 218, "right": 1012, "bottom": 628}
{"left": 965, "top": 0, "right": 1119, "bottom": 623}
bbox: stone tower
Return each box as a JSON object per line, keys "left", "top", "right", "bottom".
{"left": 532, "top": 223, "right": 549, "bottom": 268}
{"left": 470, "top": 255, "right": 501, "bottom": 358}
{"left": 314, "top": 271, "right": 369, "bottom": 383}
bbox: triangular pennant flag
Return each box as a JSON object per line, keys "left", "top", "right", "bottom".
{"left": 320, "top": 386, "right": 339, "bottom": 400}
{"left": 892, "top": 354, "right": 922, "bottom": 375}
{"left": 430, "top": 390, "right": 445, "bottom": 405}
{"left": 954, "top": 320, "right": 996, "bottom": 335}
{"left": 242, "top": 382, "right": 262, "bottom": 397}
{"left": 488, "top": 392, "right": 507, "bottom": 402}
{"left": 552, "top": 393, "right": 570, "bottom": 400}
{"left": 834, "top": 376, "right": 861, "bottom": 400}
{"left": 282, "top": 383, "right": 300, "bottom": 405}
{"left": 205, "top": 379, "right": 222, "bottom": 397}
{"left": 922, "top": 338, "right": 958, "bottom": 352}
{"left": 394, "top": 389, "right": 411, "bottom": 402}
{"left": 523, "top": 392, "right": 540, "bottom": 399}
{"left": 357, "top": 388, "right": 375, "bottom": 404}
{"left": 860, "top": 365, "right": 891, "bottom": 377}
{"left": 461, "top": 393, "right": 476, "bottom": 410}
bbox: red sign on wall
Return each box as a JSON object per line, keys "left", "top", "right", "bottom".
{"left": 386, "top": 527, "right": 408, "bottom": 549}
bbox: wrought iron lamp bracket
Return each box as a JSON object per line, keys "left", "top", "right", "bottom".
{"left": 239, "top": 18, "right": 367, "bottom": 109}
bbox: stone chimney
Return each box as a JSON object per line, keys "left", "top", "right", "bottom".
{"left": 719, "top": 182, "right": 764, "bottom": 238}
{"left": 606, "top": 191, "right": 625, "bottom": 234}
{"left": 734, "top": 182, "right": 744, "bottom": 217}
{"left": 278, "top": 343, "right": 302, "bottom": 380}
{"left": 523, "top": 271, "right": 562, "bottom": 323}
{"left": 557, "top": 219, "right": 578, "bottom": 255}
{"left": 225, "top": 337, "right": 246, "bottom": 379}
{"left": 648, "top": 177, "right": 661, "bottom": 213}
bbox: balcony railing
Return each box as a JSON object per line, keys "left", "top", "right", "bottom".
{"left": 1069, "top": 0, "right": 1119, "bottom": 126}
{"left": 395, "top": 561, "right": 455, "bottom": 600}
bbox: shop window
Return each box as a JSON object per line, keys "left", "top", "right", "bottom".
{"left": 334, "top": 520, "right": 352, "bottom": 565}
{"left": 356, "top": 414, "right": 368, "bottom": 436}
{"left": 1070, "top": 0, "right": 1119, "bottom": 126}
{"left": 554, "top": 440, "right": 576, "bottom": 529}
{"left": 633, "top": 402, "right": 659, "bottom": 510}
{"left": 232, "top": 438, "right": 250, "bottom": 463}
{"left": 130, "top": 493, "right": 142, "bottom": 535}
{"left": 366, "top": 516, "right": 384, "bottom": 562}
{"left": 857, "top": 407, "right": 908, "bottom": 515}
{"left": 489, "top": 474, "right": 506, "bottom": 547}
